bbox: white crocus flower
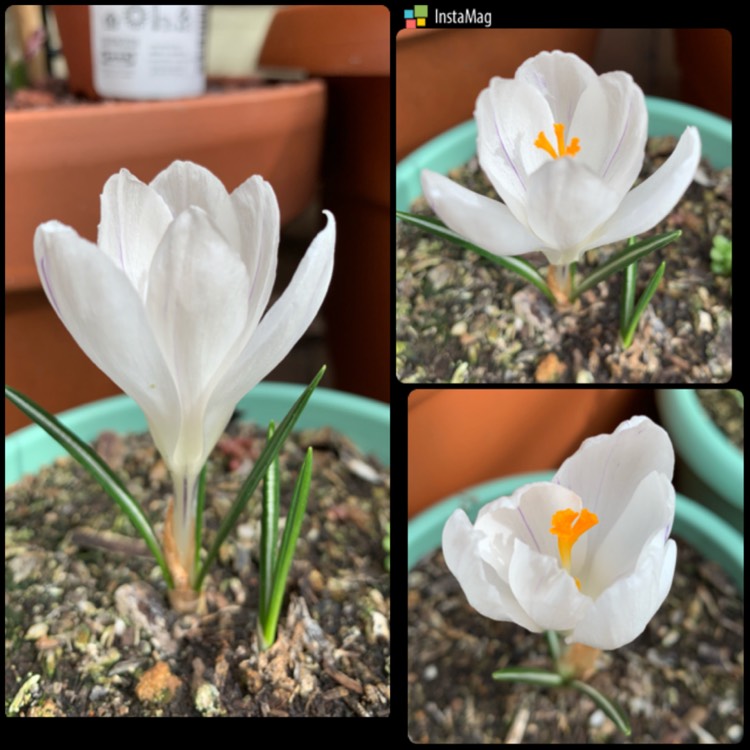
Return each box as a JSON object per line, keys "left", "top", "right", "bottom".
{"left": 442, "top": 416, "right": 677, "bottom": 650}
{"left": 421, "top": 50, "right": 701, "bottom": 267}
{"left": 35, "top": 161, "right": 335, "bottom": 586}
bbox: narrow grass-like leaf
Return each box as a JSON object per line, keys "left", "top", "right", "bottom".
{"left": 573, "top": 229, "right": 680, "bottom": 299}
{"left": 545, "top": 630, "right": 561, "bottom": 666}
{"left": 5, "top": 384, "right": 173, "bottom": 588}
{"left": 492, "top": 667, "right": 565, "bottom": 687}
{"left": 619, "top": 239, "right": 637, "bottom": 337}
{"left": 570, "top": 679, "right": 632, "bottom": 736}
{"left": 259, "top": 421, "right": 280, "bottom": 624}
{"left": 621, "top": 261, "right": 666, "bottom": 348}
{"left": 195, "top": 366, "right": 326, "bottom": 589}
{"left": 259, "top": 447, "right": 313, "bottom": 650}
{"left": 193, "top": 462, "right": 207, "bottom": 581}
{"left": 397, "top": 211, "right": 556, "bottom": 303}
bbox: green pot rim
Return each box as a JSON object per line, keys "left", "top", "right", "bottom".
{"left": 5, "top": 383, "right": 390, "bottom": 487}
{"left": 656, "top": 389, "right": 743, "bottom": 509}
{"left": 397, "top": 96, "right": 731, "bottom": 211}
{"left": 408, "top": 472, "right": 743, "bottom": 595}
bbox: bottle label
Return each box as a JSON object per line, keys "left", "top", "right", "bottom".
{"left": 90, "top": 6, "right": 206, "bottom": 99}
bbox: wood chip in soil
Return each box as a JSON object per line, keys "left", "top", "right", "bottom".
{"left": 397, "top": 136, "right": 732, "bottom": 383}
{"left": 408, "top": 542, "right": 742, "bottom": 743}
{"left": 6, "top": 423, "right": 390, "bottom": 717}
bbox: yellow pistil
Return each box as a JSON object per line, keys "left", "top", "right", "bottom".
{"left": 549, "top": 507, "right": 598, "bottom": 590}
{"left": 534, "top": 122, "right": 581, "bottom": 159}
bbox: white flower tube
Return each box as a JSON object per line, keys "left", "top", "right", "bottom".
{"left": 422, "top": 51, "right": 701, "bottom": 266}
{"left": 35, "top": 161, "right": 335, "bottom": 586}
{"left": 443, "top": 416, "right": 677, "bottom": 650}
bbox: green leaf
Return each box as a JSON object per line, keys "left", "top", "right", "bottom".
{"left": 573, "top": 230, "right": 680, "bottom": 299}
{"left": 492, "top": 667, "right": 565, "bottom": 687}
{"left": 570, "top": 679, "right": 632, "bottom": 736}
{"left": 621, "top": 261, "right": 666, "bottom": 348}
{"left": 5, "top": 385, "right": 173, "bottom": 588}
{"left": 259, "top": 446, "right": 313, "bottom": 650}
{"left": 619, "top": 239, "right": 637, "bottom": 337}
{"left": 259, "top": 420, "right": 280, "bottom": 624}
{"left": 195, "top": 366, "right": 326, "bottom": 590}
{"left": 397, "top": 210, "right": 556, "bottom": 303}
{"left": 545, "top": 630, "right": 561, "bottom": 665}
{"left": 193, "top": 462, "right": 208, "bottom": 580}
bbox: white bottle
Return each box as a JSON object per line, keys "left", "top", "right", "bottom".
{"left": 90, "top": 5, "right": 206, "bottom": 100}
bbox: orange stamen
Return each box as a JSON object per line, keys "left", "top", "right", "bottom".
{"left": 535, "top": 123, "right": 580, "bottom": 159}
{"left": 549, "top": 507, "right": 598, "bottom": 578}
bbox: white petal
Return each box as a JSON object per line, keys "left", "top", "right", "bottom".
{"left": 34, "top": 221, "right": 180, "bottom": 459}
{"left": 230, "top": 175, "right": 280, "bottom": 332}
{"left": 570, "top": 71, "right": 647, "bottom": 198}
{"left": 149, "top": 161, "right": 242, "bottom": 251}
{"left": 515, "top": 50, "right": 599, "bottom": 124}
{"left": 525, "top": 159, "right": 621, "bottom": 262}
{"left": 585, "top": 471, "right": 675, "bottom": 598}
{"left": 420, "top": 169, "right": 543, "bottom": 258}
{"left": 204, "top": 211, "right": 335, "bottom": 447}
{"left": 97, "top": 169, "right": 173, "bottom": 299}
{"left": 569, "top": 536, "right": 676, "bottom": 649}
{"left": 442, "top": 509, "right": 541, "bottom": 631}
{"left": 553, "top": 416, "right": 675, "bottom": 552}
{"left": 145, "top": 207, "right": 251, "bottom": 470}
{"left": 475, "top": 77, "right": 554, "bottom": 217}
{"left": 508, "top": 537, "right": 592, "bottom": 632}
{"left": 590, "top": 127, "right": 702, "bottom": 248}
{"left": 476, "top": 482, "right": 584, "bottom": 565}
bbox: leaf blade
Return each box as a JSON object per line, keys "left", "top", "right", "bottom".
{"left": 570, "top": 679, "right": 632, "bottom": 736}
{"left": 621, "top": 261, "right": 666, "bottom": 347}
{"left": 195, "top": 366, "right": 326, "bottom": 590}
{"left": 259, "top": 446, "right": 313, "bottom": 650}
{"left": 5, "top": 385, "right": 173, "bottom": 588}
{"left": 397, "top": 210, "right": 556, "bottom": 303}
{"left": 492, "top": 667, "right": 565, "bottom": 687}
{"left": 573, "top": 230, "right": 680, "bottom": 299}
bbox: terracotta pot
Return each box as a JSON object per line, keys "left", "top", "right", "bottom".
{"left": 408, "top": 389, "right": 653, "bottom": 518}
{"left": 259, "top": 5, "right": 390, "bottom": 403}
{"left": 52, "top": 5, "right": 97, "bottom": 98}
{"left": 674, "top": 29, "right": 731, "bottom": 119}
{"left": 5, "top": 79, "right": 326, "bottom": 434}
{"left": 396, "top": 28, "right": 600, "bottom": 161}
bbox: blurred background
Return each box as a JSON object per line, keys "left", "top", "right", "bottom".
{"left": 6, "top": 5, "right": 390, "bottom": 433}
{"left": 408, "top": 388, "right": 743, "bottom": 540}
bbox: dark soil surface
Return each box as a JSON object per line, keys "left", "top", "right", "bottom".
{"left": 6, "top": 423, "right": 390, "bottom": 717}
{"left": 408, "top": 542, "right": 742, "bottom": 743}
{"left": 697, "top": 389, "right": 744, "bottom": 451}
{"left": 397, "top": 137, "right": 732, "bottom": 384}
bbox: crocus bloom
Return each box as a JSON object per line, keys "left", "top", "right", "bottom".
{"left": 35, "top": 161, "right": 335, "bottom": 585}
{"left": 443, "top": 416, "right": 676, "bottom": 650}
{"left": 421, "top": 51, "right": 701, "bottom": 266}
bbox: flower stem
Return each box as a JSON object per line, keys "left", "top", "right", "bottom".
{"left": 547, "top": 264, "right": 572, "bottom": 304}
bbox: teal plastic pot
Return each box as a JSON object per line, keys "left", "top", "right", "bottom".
{"left": 656, "top": 389, "right": 743, "bottom": 532}
{"left": 397, "top": 96, "right": 732, "bottom": 211}
{"left": 5, "top": 383, "right": 389, "bottom": 488}
{"left": 408, "top": 472, "right": 743, "bottom": 596}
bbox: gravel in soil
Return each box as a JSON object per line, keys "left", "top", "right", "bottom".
{"left": 397, "top": 136, "right": 732, "bottom": 383}
{"left": 6, "top": 423, "right": 390, "bottom": 717}
{"left": 408, "top": 544, "right": 743, "bottom": 743}
{"left": 697, "top": 389, "right": 744, "bottom": 451}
